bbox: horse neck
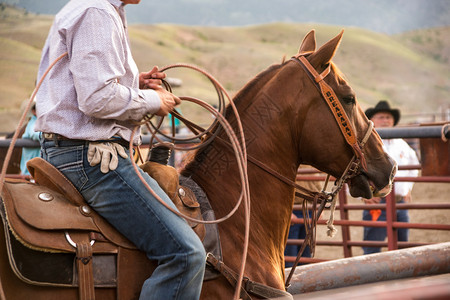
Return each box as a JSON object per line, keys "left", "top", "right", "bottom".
{"left": 231, "top": 62, "right": 303, "bottom": 171}
{"left": 185, "top": 61, "right": 304, "bottom": 235}
{"left": 182, "top": 61, "right": 313, "bottom": 287}
{"left": 185, "top": 62, "right": 303, "bottom": 187}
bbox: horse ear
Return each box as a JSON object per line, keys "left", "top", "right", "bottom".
{"left": 298, "top": 30, "right": 316, "bottom": 54}
{"left": 309, "top": 30, "right": 344, "bottom": 68}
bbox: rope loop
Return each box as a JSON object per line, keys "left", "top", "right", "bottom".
{"left": 132, "top": 63, "right": 251, "bottom": 300}
{"left": 441, "top": 123, "right": 449, "bottom": 142}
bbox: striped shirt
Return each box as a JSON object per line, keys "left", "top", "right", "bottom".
{"left": 35, "top": 0, "right": 160, "bottom": 144}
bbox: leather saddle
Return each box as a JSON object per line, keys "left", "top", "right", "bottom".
{"left": 0, "top": 155, "right": 221, "bottom": 300}
{"left": 1, "top": 158, "right": 154, "bottom": 300}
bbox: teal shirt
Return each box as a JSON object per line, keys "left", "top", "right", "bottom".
{"left": 20, "top": 115, "right": 41, "bottom": 175}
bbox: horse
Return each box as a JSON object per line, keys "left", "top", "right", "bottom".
{"left": 185, "top": 29, "right": 396, "bottom": 299}
{"left": 0, "top": 30, "right": 396, "bottom": 299}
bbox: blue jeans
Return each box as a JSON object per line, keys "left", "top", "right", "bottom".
{"left": 41, "top": 139, "right": 205, "bottom": 300}
{"left": 284, "top": 210, "right": 311, "bottom": 267}
{"left": 362, "top": 198, "right": 409, "bottom": 255}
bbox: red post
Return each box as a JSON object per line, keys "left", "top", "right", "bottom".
{"left": 385, "top": 186, "right": 398, "bottom": 250}
{"left": 338, "top": 186, "right": 352, "bottom": 257}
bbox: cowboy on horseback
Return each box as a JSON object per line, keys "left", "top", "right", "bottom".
{"left": 34, "top": 0, "right": 205, "bottom": 299}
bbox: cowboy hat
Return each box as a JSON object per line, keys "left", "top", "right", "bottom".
{"left": 365, "top": 100, "right": 400, "bottom": 125}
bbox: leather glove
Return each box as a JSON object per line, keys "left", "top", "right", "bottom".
{"left": 87, "top": 142, "right": 128, "bottom": 173}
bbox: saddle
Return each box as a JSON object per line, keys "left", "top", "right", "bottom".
{"left": 0, "top": 153, "right": 221, "bottom": 300}
{"left": 1, "top": 158, "right": 154, "bottom": 300}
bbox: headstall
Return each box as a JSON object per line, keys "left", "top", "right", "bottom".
{"left": 285, "top": 53, "right": 375, "bottom": 288}
{"left": 291, "top": 53, "right": 374, "bottom": 183}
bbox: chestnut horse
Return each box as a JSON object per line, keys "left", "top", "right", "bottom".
{"left": 185, "top": 30, "right": 396, "bottom": 299}
{"left": 0, "top": 30, "right": 396, "bottom": 299}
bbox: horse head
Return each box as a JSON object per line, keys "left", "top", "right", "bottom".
{"left": 292, "top": 30, "right": 396, "bottom": 199}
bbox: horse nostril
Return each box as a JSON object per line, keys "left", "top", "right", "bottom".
{"left": 389, "top": 160, "right": 398, "bottom": 184}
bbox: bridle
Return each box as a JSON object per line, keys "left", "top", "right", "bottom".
{"left": 293, "top": 53, "right": 371, "bottom": 171}
{"left": 284, "top": 53, "right": 375, "bottom": 288}
{"left": 290, "top": 52, "right": 374, "bottom": 192}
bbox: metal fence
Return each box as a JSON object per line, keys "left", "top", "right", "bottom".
{"left": 285, "top": 166, "right": 450, "bottom": 264}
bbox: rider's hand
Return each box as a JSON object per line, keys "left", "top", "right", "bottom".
{"left": 139, "top": 66, "right": 181, "bottom": 116}
{"left": 87, "top": 142, "right": 128, "bottom": 173}
{"left": 154, "top": 88, "right": 181, "bottom": 116}
{"left": 139, "top": 66, "right": 166, "bottom": 89}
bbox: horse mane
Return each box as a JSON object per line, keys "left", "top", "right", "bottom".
{"left": 234, "top": 58, "right": 345, "bottom": 107}
{"left": 230, "top": 62, "right": 284, "bottom": 110}
{"left": 182, "top": 62, "right": 286, "bottom": 175}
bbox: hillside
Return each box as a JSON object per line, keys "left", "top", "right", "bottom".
{"left": 0, "top": 6, "right": 449, "bottom": 132}
{"left": 3, "top": 0, "right": 450, "bottom": 34}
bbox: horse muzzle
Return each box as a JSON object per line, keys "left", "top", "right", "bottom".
{"left": 370, "top": 159, "right": 397, "bottom": 198}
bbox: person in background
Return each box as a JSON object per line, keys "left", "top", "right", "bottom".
{"left": 168, "top": 108, "right": 181, "bottom": 133}
{"left": 20, "top": 102, "right": 40, "bottom": 175}
{"left": 34, "top": 0, "right": 205, "bottom": 299}
{"left": 362, "top": 100, "right": 419, "bottom": 254}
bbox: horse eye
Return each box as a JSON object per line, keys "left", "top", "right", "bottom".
{"left": 343, "top": 95, "right": 355, "bottom": 104}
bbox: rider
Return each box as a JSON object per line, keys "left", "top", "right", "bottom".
{"left": 34, "top": 0, "right": 205, "bottom": 299}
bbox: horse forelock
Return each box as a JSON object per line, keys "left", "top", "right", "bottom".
{"left": 330, "top": 62, "right": 341, "bottom": 77}
{"left": 330, "top": 62, "right": 347, "bottom": 83}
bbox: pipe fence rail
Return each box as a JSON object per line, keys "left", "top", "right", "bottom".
{"left": 0, "top": 123, "right": 448, "bottom": 148}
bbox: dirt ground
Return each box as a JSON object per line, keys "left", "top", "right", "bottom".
{"left": 312, "top": 182, "right": 450, "bottom": 260}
